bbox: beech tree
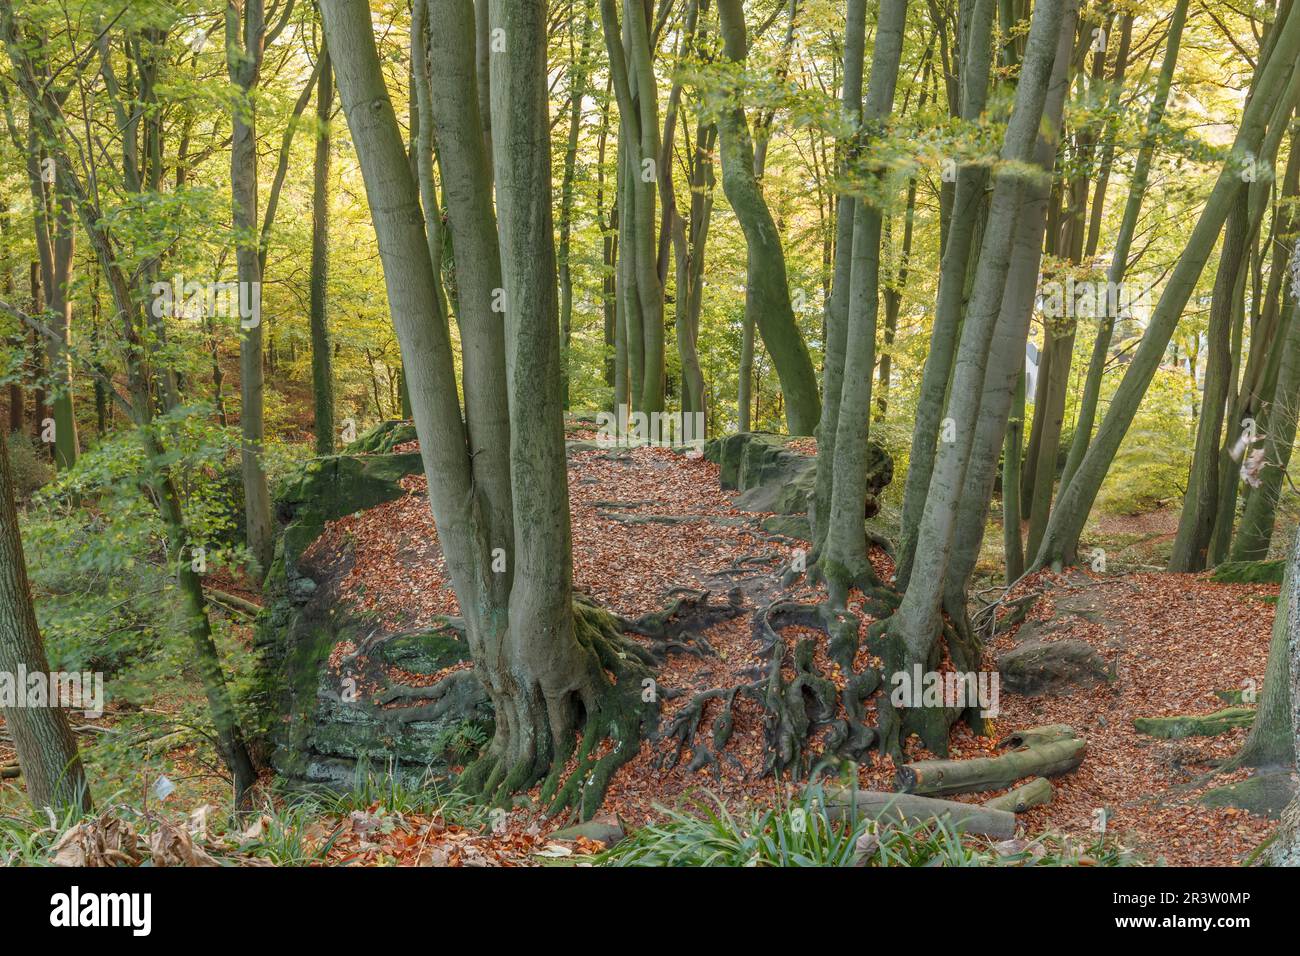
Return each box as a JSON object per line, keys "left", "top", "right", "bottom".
{"left": 321, "top": 0, "right": 655, "bottom": 816}
{"left": 713, "top": 0, "right": 820, "bottom": 435}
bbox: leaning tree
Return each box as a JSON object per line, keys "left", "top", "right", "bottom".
{"left": 1032, "top": 0, "right": 1300, "bottom": 572}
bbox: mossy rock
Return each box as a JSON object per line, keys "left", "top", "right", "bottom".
{"left": 276, "top": 451, "right": 423, "bottom": 571}
{"left": 703, "top": 431, "right": 891, "bottom": 516}
{"left": 997, "top": 638, "right": 1109, "bottom": 697}
{"left": 762, "top": 514, "right": 812, "bottom": 540}
{"left": 1209, "top": 559, "right": 1285, "bottom": 585}
{"left": 378, "top": 624, "right": 470, "bottom": 675}
{"left": 255, "top": 427, "right": 497, "bottom": 792}
{"left": 343, "top": 419, "right": 418, "bottom": 455}
{"left": 261, "top": 601, "right": 492, "bottom": 789}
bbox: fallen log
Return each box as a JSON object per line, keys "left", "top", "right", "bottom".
{"left": 983, "top": 777, "right": 1053, "bottom": 813}
{"left": 205, "top": 588, "right": 263, "bottom": 618}
{"left": 896, "top": 737, "right": 1087, "bottom": 797}
{"left": 996, "top": 724, "right": 1077, "bottom": 749}
{"left": 1133, "top": 707, "right": 1254, "bottom": 739}
{"left": 1, "top": 764, "right": 19, "bottom": 779}
{"left": 821, "top": 788, "right": 1017, "bottom": 839}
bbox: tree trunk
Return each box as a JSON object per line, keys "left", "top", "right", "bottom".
{"left": 0, "top": 429, "right": 90, "bottom": 814}
{"left": 227, "top": 2, "right": 274, "bottom": 580}
{"left": 820, "top": 0, "right": 909, "bottom": 599}
{"left": 714, "top": 0, "right": 820, "bottom": 435}
{"left": 895, "top": 0, "right": 997, "bottom": 585}
{"left": 1058, "top": 0, "right": 1188, "bottom": 492}
{"left": 1266, "top": 526, "right": 1300, "bottom": 864}
{"left": 310, "top": 43, "right": 336, "bottom": 456}
{"left": 810, "top": 0, "right": 867, "bottom": 546}
{"left": 601, "top": 0, "right": 665, "bottom": 414}
{"left": 1233, "top": 264, "right": 1300, "bottom": 561}
{"left": 1033, "top": 2, "right": 1300, "bottom": 571}
{"left": 882, "top": 0, "right": 1070, "bottom": 757}
{"left": 1169, "top": 199, "right": 1250, "bottom": 571}
{"left": 323, "top": 0, "right": 652, "bottom": 819}
{"left": 557, "top": 0, "right": 595, "bottom": 410}
{"left": 44, "top": 166, "right": 77, "bottom": 471}
{"left": 1003, "top": 366, "right": 1025, "bottom": 582}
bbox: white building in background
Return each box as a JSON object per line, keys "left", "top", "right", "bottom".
{"left": 1025, "top": 340, "right": 1039, "bottom": 403}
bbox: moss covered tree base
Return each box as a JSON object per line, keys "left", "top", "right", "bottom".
{"left": 460, "top": 591, "right": 751, "bottom": 821}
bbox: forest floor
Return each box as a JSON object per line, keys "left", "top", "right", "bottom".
{"left": 0, "top": 444, "right": 1285, "bottom": 866}
{"left": 294, "top": 443, "right": 1284, "bottom": 865}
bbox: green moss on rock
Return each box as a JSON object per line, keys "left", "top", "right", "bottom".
{"left": 1209, "top": 560, "right": 1286, "bottom": 585}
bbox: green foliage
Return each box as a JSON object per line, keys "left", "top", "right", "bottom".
{"left": 432, "top": 721, "right": 490, "bottom": 764}
{"left": 4, "top": 432, "right": 52, "bottom": 501}
{"left": 1094, "top": 367, "right": 1195, "bottom": 514}
{"left": 597, "top": 788, "right": 1137, "bottom": 867}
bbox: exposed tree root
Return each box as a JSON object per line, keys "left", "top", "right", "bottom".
{"left": 458, "top": 589, "right": 750, "bottom": 821}
{"left": 656, "top": 598, "right": 885, "bottom": 781}
{"left": 616, "top": 586, "right": 744, "bottom": 659}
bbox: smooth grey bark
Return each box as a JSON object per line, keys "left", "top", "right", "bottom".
{"left": 322, "top": 0, "right": 648, "bottom": 818}
{"left": 1267, "top": 526, "right": 1300, "bottom": 865}
{"left": 1234, "top": 279, "right": 1300, "bottom": 562}
{"left": 1207, "top": 77, "right": 1300, "bottom": 565}
{"left": 887, "top": 0, "right": 1066, "bottom": 665}
{"left": 944, "top": 1, "right": 1076, "bottom": 612}
{"left": 714, "top": 0, "right": 820, "bottom": 434}
{"left": 424, "top": 0, "right": 514, "bottom": 586}
{"left": 411, "top": 0, "right": 450, "bottom": 322}
{"left": 661, "top": 1, "right": 714, "bottom": 424}
{"left": 895, "top": 0, "right": 996, "bottom": 586}
{"left": 820, "top": 0, "right": 909, "bottom": 598}
{"left": 601, "top": 0, "right": 665, "bottom": 414}
{"left": 310, "top": 43, "right": 336, "bottom": 456}
{"left": 1003, "top": 366, "right": 1025, "bottom": 581}
{"left": 0, "top": 428, "right": 90, "bottom": 813}
{"left": 1170, "top": 56, "right": 1299, "bottom": 570}
{"left": 226, "top": 0, "right": 275, "bottom": 580}
{"left": 810, "top": 0, "right": 866, "bottom": 547}
{"left": 557, "top": 0, "right": 596, "bottom": 409}
{"left": 1169, "top": 197, "right": 1249, "bottom": 571}
{"left": 1033, "top": 1, "right": 1300, "bottom": 570}
{"left": 1227, "top": 307, "right": 1300, "bottom": 769}
{"left": 615, "top": 134, "right": 645, "bottom": 409}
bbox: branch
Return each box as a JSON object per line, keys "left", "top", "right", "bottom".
{"left": 258, "top": 56, "right": 324, "bottom": 275}
{"left": 0, "top": 297, "right": 136, "bottom": 421}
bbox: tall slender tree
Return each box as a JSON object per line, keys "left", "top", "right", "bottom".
{"left": 0, "top": 424, "right": 89, "bottom": 814}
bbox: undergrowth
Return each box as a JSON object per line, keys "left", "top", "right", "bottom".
{"left": 595, "top": 788, "right": 1139, "bottom": 867}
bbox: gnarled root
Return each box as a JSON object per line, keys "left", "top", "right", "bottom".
{"left": 656, "top": 598, "right": 884, "bottom": 782}
{"left": 616, "top": 586, "right": 744, "bottom": 660}
{"left": 459, "top": 600, "right": 658, "bottom": 822}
